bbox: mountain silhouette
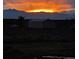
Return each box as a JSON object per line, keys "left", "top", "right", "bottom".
{"left": 3, "top": 9, "right": 75, "bottom": 21}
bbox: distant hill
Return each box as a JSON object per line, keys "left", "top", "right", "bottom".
{"left": 3, "top": 9, "right": 75, "bottom": 21}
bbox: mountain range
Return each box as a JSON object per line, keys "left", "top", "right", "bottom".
{"left": 3, "top": 9, "right": 75, "bottom": 21}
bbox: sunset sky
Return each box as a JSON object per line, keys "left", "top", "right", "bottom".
{"left": 4, "top": 0, "right": 75, "bottom": 13}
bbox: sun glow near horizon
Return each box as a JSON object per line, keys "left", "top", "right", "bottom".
{"left": 27, "top": 9, "right": 55, "bottom": 13}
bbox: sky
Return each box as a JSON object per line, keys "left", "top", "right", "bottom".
{"left": 3, "top": 0, "right": 75, "bottom": 13}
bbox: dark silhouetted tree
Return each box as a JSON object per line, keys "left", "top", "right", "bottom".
{"left": 18, "top": 16, "right": 24, "bottom": 21}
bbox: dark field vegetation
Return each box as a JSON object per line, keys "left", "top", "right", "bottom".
{"left": 3, "top": 18, "right": 75, "bottom": 59}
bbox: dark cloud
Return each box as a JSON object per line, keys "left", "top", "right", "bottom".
{"left": 67, "top": 0, "right": 75, "bottom": 7}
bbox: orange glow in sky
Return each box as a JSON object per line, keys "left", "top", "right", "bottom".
{"left": 27, "top": 9, "right": 55, "bottom": 13}
{"left": 4, "top": 0, "right": 74, "bottom": 13}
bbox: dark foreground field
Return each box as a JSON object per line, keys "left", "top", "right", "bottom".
{"left": 3, "top": 19, "right": 75, "bottom": 59}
